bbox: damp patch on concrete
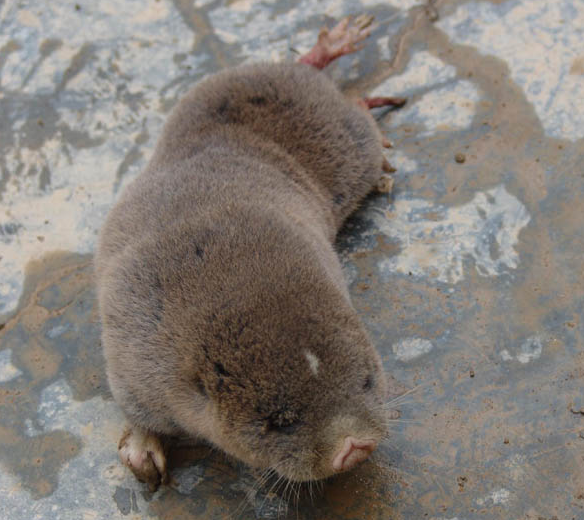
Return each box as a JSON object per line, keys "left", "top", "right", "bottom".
{"left": 438, "top": 0, "right": 584, "bottom": 141}
{"left": 372, "top": 184, "right": 531, "bottom": 283}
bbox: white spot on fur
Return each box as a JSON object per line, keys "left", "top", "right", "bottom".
{"left": 476, "top": 488, "right": 511, "bottom": 506}
{"left": 0, "top": 349, "right": 22, "bottom": 383}
{"left": 372, "top": 184, "right": 530, "bottom": 283}
{"left": 500, "top": 336, "right": 543, "bottom": 364}
{"left": 438, "top": 0, "right": 584, "bottom": 141}
{"left": 393, "top": 338, "right": 434, "bottom": 362}
{"left": 304, "top": 350, "right": 319, "bottom": 375}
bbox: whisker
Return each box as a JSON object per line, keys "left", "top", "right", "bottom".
{"left": 316, "top": 478, "right": 324, "bottom": 494}
{"left": 230, "top": 481, "right": 257, "bottom": 520}
{"left": 385, "top": 381, "right": 434, "bottom": 406}
{"left": 380, "top": 396, "right": 416, "bottom": 407}
{"left": 376, "top": 398, "right": 416, "bottom": 410}
{"left": 280, "top": 477, "right": 293, "bottom": 518}
{"left": 252, "top": 470, "right": 270, "bottom": 491}
{"left": 295, "top": 481, "right": 301, "bottom": 520}
{"left": 381, "top": 394, "right": 415, "bottom": 408}
{"left": 257, "top": 462, "right": 289, "bottom": 517}
{"left": 260, "top": 459, "right": 289, "bottom": 486}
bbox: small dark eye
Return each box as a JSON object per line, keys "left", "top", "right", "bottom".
{"left": 363, "top": 374, "right": 374, "bottom": 391}
{"left": 264, "top": 410, "right": 300, "bottom": 435}
{"left": 193, "top": 376, "right": 207, "bottom": 397}
{"left": 267, "top": 420, "right": 300, "bottom": 435}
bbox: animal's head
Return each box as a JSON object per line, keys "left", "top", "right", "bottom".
{"left": 176, "top": 280, "right": 389, "bottom": 482}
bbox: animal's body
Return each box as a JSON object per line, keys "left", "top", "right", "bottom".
{"left": 95, "top": 15, "right": 404, "bottom": 490}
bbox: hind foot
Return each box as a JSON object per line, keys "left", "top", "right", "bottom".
{"left": 299, "top": 14, "right": 375, "bottom": 70}
{"left": 362, "top": 96, "right": 407, "bottom": 109}
{"left": 118, "top": 426, "right": 168, "bottom": 492}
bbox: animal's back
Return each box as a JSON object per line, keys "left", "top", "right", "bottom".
{"left": 95, "top": 61, "right": 386, "bottom": 296}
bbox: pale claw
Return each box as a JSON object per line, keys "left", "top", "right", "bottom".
{"left": 377, "top": 174, "right": 394, "bottom": 193}
{"left": 382, "top": 137, "right": 393, "bottom": 149}
{"left": 382, "top": 157, "right": 397, "bottom": 173}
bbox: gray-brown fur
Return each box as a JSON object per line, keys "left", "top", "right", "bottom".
{"left": 96, "top": 61, "right": 392, "bottom": 482}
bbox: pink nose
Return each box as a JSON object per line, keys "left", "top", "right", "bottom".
{"left": 332, "top": 436, "right": 377, "bottom": 472}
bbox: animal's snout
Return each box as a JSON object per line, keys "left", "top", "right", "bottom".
{"left": 331, "top": 436, "right": 377, "bottom": 472}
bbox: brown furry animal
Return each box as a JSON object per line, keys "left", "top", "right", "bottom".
{"left": 95, "top": 15, "right": 405, "bottom": 491}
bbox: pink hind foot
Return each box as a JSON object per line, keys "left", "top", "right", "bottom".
{"left": 361, "top": 96, "right": 407, "bottom": 109}
{"left": 299, "top": 14, "right": 375, "bottom": 70}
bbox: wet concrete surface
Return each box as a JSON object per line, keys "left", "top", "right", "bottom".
{"left": 1, "top": 0, "right": 584, "bottom": 518}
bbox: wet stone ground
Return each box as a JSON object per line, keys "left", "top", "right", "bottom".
{"left": 1, "top": 0, "right": 584, "bottom": 518}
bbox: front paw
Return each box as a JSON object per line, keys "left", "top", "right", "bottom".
{"left": 118, "top": 427, "right": 168, "bottom": 492}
